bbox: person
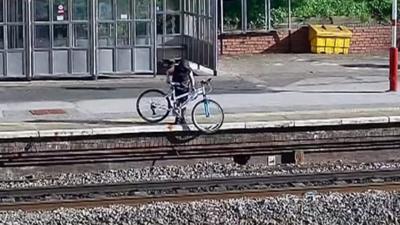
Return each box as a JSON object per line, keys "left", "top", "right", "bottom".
{"left": 166, "top": 59, "right": 195, "bottom": 124}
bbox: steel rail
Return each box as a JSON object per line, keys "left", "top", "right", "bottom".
{"left": 1, "top": 169, "right": 400, "bottom": 197}
{"left": 1, "top": 182, "right": 399, "bottom": 211}
{"left": 0, "top": 169, "right": 399, "bottom": 211}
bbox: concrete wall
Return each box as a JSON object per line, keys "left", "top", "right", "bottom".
{"left": 219, "top": 24, "right": 395, "bottom": 55}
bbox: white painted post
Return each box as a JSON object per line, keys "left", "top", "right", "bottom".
{"left": 393, "top": 0, "right": 398, "bottom": 48}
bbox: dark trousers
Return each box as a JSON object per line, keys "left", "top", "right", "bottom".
{"left": 174, "top": 87, "right": 189, "bottom": 123}
{"left": 175, "top": 87, "right": 189, "bottom": 106}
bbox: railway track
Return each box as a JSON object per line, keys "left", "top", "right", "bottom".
{"left": 1, "top": 123, "right": 400, "bottom": 167}
{"left": 2, "top": 138, "right": 400, "bottom": 166}
{"left": 0, "top": 169, "right": 399, "bottom": 211}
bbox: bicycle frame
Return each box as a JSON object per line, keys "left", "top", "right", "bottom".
{"left": 166, "top": 82, "right": 210, "bottom": 118}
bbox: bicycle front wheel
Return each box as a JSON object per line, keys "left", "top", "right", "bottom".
{"left": 136, "top": 89, "right": 170, "bottom": 123}
{"left": 192, "top": 99, "right": 224, "bottom": 134}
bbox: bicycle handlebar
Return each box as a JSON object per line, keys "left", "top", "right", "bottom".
{"left": 200, "top": 78, "right": 213, "bottom": 94}
{"left": 168, "top": 78, "right": 213, "bottom": 95}
{"left": 200, "top": 78, "right": 212, "bottom": 85}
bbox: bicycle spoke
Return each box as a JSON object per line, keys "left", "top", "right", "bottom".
{"left": 137, "top": 90, "right": 170, "bottom": 123}
{"left": 192, "top": 99, "right": 224, "bottom": 133}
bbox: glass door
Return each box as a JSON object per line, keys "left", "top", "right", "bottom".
{"left": 134, "top": 0, "right": 154, "bottom": 72}
{"left": 32, "top": 0, "right": 91, "bottom": 76}
{"left": 97, "top": 0, "right": 154, "bottom": 74}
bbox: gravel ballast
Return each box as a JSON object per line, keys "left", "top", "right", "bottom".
{"left": 0, "top": 191, "right": 398, "bottom": 225}
{"left": 2, "top": 161, "right": 400, "bottom": 189}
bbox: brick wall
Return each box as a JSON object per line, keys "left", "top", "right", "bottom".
{"left": 219, "top": 24, "right": 395, "bottom": 55}
{"left": 349, "top": 25, "right": 392, "bottom": 54}
{"left": 0, "top": 126, "right": 400, "bottom": 172}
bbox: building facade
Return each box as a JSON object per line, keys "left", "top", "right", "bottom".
{"left": 0, "top": 0, "right": 217, "bottom": 79}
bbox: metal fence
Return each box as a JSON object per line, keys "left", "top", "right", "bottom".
{"left": 219, "top": 0, "right": 293, "bottom": 33}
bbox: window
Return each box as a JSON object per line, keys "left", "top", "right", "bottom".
{"left": 73, "top": 0, "right": 88, "bottom": 20}
{"left": 157, "top": 0, "right": 181, "bottom": 45}
{"left": 117, "top": 0, "right": 130, "bottom": 20}
{"left": 53, "top": 0, "right": 68, "bottom": 21}
{"left": 8, "top": 26, "right": 24, "bottom": 49}
{"left": 98, "top": 23, "right": 114, "bottom": 46}
{"left": 54, "top": 24, "right": 69, "bottom": 47}
{"left": 0, "top": 0, "right": 3, "bottom": 23}
{"left": 0, "top": 26, "right": 4, "bottom": 49}
{"left": 166, "top": 14, "right": 180, "bottom": 34}
{"left": 136, "top": 0, "right": 151, "bottom": 19}
{"left": 221, "top": 0, "right": 272, "bottom": 32}
{"left": 8, "top": 0, "right": 23, "bottom": 22}
{"left": 99, "top": 0, "right": 113, "bottom": 20}
{"left": 117, "top": 22, "right": 129, "bottom": 46}
{"left": 222, "top": 0, "right": 241, "bottom": 31}
{"left": 166, "top": 0, "right": 179, "bottom": 12}
{"left": 73, "top": 23, "right": 89, "bottom": 47}
{"left": 136, "top": 21, "right": 151, "bottom": 45}
{"left": 135, "top": 0, "right": 152, "bottom": 47}
{"left": 35, "top": 25, "right": 50, "bottom": 48}
{"left": 35, "top": 0, "right": 50, "bottom": 21}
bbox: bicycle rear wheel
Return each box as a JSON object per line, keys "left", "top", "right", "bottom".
{"left": 192, "top": 99, "right": 224, "bottom": 133}
{"left": 136, "top": 89, "right": 170, "bottom": 123}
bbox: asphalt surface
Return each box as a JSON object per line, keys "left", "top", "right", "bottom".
{"left": 0, "top": 78, "right": 270, "bottom": 103}
{"left": 0, "top": 54, "right": 390, "bottom": 103}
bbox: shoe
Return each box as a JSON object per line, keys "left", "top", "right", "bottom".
{"left": 174, "top": 117, "right": 186, "bottom": 124}
{"left": 179, "top": 118, "right": 187, "bottom": 124}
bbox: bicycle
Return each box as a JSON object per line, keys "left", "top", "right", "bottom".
{"left": 136, "top": 60, "right": 224, "bottom": 134}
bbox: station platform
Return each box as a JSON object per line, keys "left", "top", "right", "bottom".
{"left": 0, "top": 54, "right": 399, "bottom": 140}
{"left": 1, "top": 107, "right": 400, "bottom": 139}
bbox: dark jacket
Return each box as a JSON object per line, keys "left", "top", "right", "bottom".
{"left": 168, "top": 60, "right": 195, "bottom": 90}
